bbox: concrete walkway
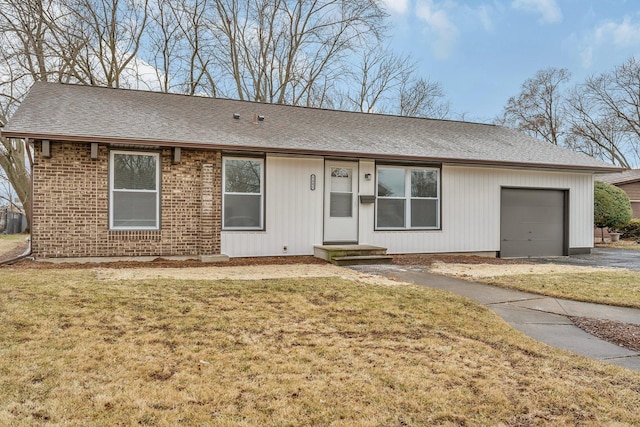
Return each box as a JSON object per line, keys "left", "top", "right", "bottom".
{"left": 351, "top": 265, "right": 640, "bottom": 371}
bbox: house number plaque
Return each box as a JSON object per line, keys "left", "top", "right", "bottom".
{"left": 310, "top": 174, "right": 316, "bottom": 191}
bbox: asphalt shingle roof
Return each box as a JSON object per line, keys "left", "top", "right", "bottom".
{"left": 597, "top": 169, "right": 640, "bottom": 184}
{"left": 2, "top": 82, "right": 619, "bottom": 172}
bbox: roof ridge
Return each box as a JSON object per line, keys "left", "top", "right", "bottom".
{"left": 33, "top": 81, "right": 496, "bottom": 127}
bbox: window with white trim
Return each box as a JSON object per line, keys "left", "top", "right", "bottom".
{"left": 223, "top": 157, "right": 264, "bottom": 229}
{"left": 109, "top": 151, "right": 160, "bottom": 229}
{"left": 376, "top": 166, "right": 440, "bottom": 229}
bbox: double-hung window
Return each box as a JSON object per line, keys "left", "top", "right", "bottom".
{"left": 223, "top": 157, "right": 264, "bottom": 229}
{"left": 109, "top": 151, "right": 160, "bottom": 229}
{"left": 376, "top": 166, "right": 440, "bottom": 229}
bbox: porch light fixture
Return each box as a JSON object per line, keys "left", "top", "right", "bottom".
{"left": 172, "top": 147, "right": 181, "bottom": 164}
{"left": 364, "top": 173, "right": 372, "bottom": 181}
{"left": 42, "top": 140, "right": 51, "bottom": 158}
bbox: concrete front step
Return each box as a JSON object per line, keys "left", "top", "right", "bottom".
{"left": 313, "top": 244, "right": 392, "bottom": 266}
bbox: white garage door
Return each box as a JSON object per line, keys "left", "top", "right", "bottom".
{"left": 500, "top": 188, "right": 567, "bottom": 258}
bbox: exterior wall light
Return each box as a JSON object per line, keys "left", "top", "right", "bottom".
{"left": 172, "top": 147, "right": 181, "bottom": 164}
{"left": 91, "top": 142, "right": 99, "bottom": 160}
{"left": 42, "top": 140, "right": 51, "bottom": 158}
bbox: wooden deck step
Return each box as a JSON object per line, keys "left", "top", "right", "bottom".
{"left": 331, "top": 255, "right": 393, "bottom": 266}
{"left": 313, "top": 244, "right": 392, "bottom": 266}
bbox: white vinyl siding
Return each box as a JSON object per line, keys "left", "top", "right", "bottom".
{"left": 223, "top": 158, "right": 595, "bottom": 258}
{"left": 363, "top": 165, "right": 594, "bottom": 254}
{"left": 376, "top": 166, "right": 440, "bottom": 229}
{"left": 223, "top": 157, "right": 264, "bottom": 230}
{"left": 221, "top": 156, "right": 323, "bottom": 256}
{"left": 109, "top": 151, "right": 160, "bottom": 230}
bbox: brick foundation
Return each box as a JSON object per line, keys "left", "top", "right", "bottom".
{"left": 32, "top": 141, "right": 222, "bottom": 258}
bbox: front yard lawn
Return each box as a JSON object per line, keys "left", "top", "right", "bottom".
{"left": 595, "top": 239, "right": 640, "bottom": 250}
{"left": 1, "top": 269, "right": 640, "bottom": 425}
{"left": 480, "top": 270, "right": 640, "bottom": 308}
{"left": 0, "top": 234, "right": 27, "bottom": 258}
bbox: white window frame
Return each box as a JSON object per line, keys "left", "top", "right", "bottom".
{"left": 109, "top": 150, "right": 160, "bottom": 230}
{"left": 222, "top": 156, "right": 265, "bottom": 230}
{"left": 375, "top": 165, "right": 440, "bottom": 230}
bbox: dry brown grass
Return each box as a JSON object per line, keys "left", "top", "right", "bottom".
{"left": 1, "top": 268, "right": 640, "bottom": 425}
{"left": 595, "top": 239, "right": 640, "bottom": 250}
{"left": 0, "top": 234, "right": 26, "bottom": 255}
{"left": 477, "top": 270, "right": 640, "bottom": 308}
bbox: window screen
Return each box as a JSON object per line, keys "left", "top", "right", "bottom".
{"left": 110, "top": 151, "right": 160, "bottom": 229}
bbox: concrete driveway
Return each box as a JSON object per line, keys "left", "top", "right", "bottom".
{"left": 535, "top": 247, "right": 640, "bottom": 270}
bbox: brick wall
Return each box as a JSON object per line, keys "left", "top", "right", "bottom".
{"left": 32, "top": 141, "right": 222, "bottom": 258}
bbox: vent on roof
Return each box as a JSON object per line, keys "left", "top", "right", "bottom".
{"left": 233, "top": 113, "right": 240, "bottom": 119}
{"left": 258, "top": 115, "right": 265, "bottom": 121}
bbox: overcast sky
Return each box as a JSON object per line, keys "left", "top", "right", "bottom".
{"left": 381, "top": 0, "right": 640, "bottom": 122}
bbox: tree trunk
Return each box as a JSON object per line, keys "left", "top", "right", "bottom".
{"left": 0, "top": 138, "right": 31, "bottom": 228}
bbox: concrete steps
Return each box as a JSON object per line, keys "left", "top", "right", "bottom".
{"left": 313, "top": 244, "right": 393, "bottom": 266}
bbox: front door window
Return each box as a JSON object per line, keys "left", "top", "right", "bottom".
{"left": 330, "top": 167, "right": 353, "bottom": 217}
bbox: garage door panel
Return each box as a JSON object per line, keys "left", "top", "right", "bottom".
{"left": 501, "top": 189, "right": 566, "bottom": 258}
{"left": 505, "top": 221, "right": 562, "bottom": 241}
{"left": 501, "top": 239, "right": 562, "bottom": 258}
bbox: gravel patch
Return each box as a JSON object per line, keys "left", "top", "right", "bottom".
{"left": 97, "top": 263, "right": 405, "bottom": 288}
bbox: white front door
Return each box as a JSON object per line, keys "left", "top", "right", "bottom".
{"left": 324, "top": 161, "right": 358, "bottom": 243}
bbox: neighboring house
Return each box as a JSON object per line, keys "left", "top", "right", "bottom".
{"left": 597, "top": 169, "right": 640, "bottom": 218}
{"left": 1, "top": 82, "right": 619, "bottom": 260}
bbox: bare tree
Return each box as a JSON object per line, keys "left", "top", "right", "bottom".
{"left": 564, "top": 57, "right": 640, "bottom": 168}
{"left": 565, "top": 86, "right": 633, "bottom": 168}
{"left": 0, "top": 0, "right": 72, "bottom": 225}
{"left": 145, "top": 0, "right": 183, "bottom": 92}
{"left": 498, "top": 67, "right": 571, "bottom": 145}
{"left": 177, "top": 0, "right": 218, "bottom": 96}
{"left": 399, "top": 77, "right": 449, "bottom": 119}
{"left": 144, "top": 0, "right": 219, "bottom": 95}
{"left": 206, "top": 0, "right": 387, "bottom": 104}
{"left": 338, "top": 44, "right": 450, "bottom": 118}
{"left": 347, "top": 47, "right": 414, "bottom": 113}
{"left": 69, "top": 0, "right": 150, "bottom": 88}
{"left": 0, "top": 137, "right": 31, "bottom": 221}
{"left": 0, "top": 167, "right": 17, "bottom": 207}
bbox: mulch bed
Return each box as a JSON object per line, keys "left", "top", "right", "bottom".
{"left": 1, "top": 255, "right": 328, "bottom": 269}
{"left": 392, "top": 254, "right": 535, "bottom": 266}
{"left": 2, "top": 251, "right": 639, "bottom": 357}
{"left": 2, "top": 253, "right": 529, "bottom": 270}
{"left": 571, "top": 317, "right": 640, "bottom": 353}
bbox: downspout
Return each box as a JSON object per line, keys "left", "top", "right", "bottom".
{"left": 1, "top": 138, "right": 34, "bottom": 265}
